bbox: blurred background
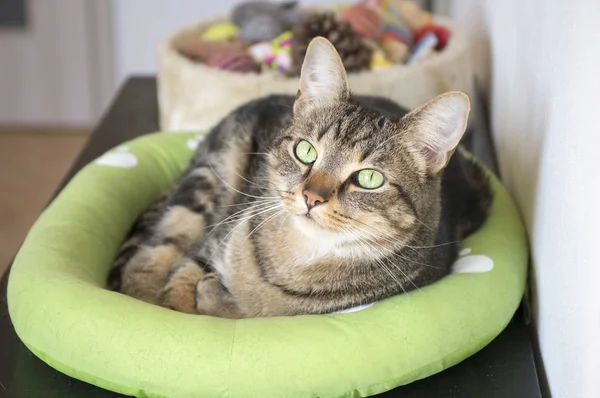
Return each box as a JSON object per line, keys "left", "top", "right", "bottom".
{"left": 0, "top": 0, "right": 350, "bottom": 272}
{"left": 1, "top": 1, "right": 599, "bottom": 397}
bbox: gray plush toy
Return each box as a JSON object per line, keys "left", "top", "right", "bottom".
{"left": 232, "top": 1, "right": 303, "bottom": 42}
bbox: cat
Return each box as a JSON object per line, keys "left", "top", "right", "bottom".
{"left": 108, "top": 37, "right": 491, "bottom": 318}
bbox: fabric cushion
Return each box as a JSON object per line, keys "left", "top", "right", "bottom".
{"left": 7, "top": 132, "right": 528, "bottom": 398}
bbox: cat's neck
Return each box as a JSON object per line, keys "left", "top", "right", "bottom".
{"left": 269, "top": 213, "right": 427, "bottom": 267}
{"left": 249, "top": 212, "right": 441, "bottom": 300}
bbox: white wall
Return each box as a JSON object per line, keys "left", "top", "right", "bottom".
{"left": 0, "top": 1, "right": 93, "bottom": 126}
{"left": 449, "top": 1, "right": 600, "bottom": 396}
{"left": 111, "top": 0, "right": 338, "bottom": 88}
{"left": 0, "top": 0, "right": 114, "bottom": 127}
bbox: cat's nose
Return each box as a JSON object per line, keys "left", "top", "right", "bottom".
{"left": 303, "top": 189, "right": 326, "bottom": 210}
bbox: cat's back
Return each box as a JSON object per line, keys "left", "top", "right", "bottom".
{"left": 230, "top": 94, "right": 295, "bottom": 142}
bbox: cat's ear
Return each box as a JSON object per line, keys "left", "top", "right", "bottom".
{"left": 405, "top": 91, "right": 471, "bottom": 174}
{"left": 294, "top": 37, "right": 350, "bottom": 116}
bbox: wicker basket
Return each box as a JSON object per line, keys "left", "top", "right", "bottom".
{"left": 158, "top": 15, "right": 474, "bottom": 131}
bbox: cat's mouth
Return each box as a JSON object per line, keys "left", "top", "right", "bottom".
{"left": 293, "top": 211, "right": 333, "bottom": 233}
{"left": 295, "top": 212, "right": 318, "bottom": 224}
{"left": 284, "top": 196, "right": 339, "bottom": 233}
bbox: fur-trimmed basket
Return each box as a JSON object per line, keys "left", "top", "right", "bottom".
{"left": 158, "top": 15, "right": 474, "bottom": 131}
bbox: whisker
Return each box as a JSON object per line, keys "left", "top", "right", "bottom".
{"left": 277, "top": 213, "right": 290, "bottom": 236}
{"left": 411, "top": 217, "right": 436, "bottom": 232}
{"left": 205, "top": 203, "right": 283, "bottom": 232}
{"left": 376, "top": 259, "right": 407, "bottom": 294}
{"left": 203, "top": 206, "right": 282, "bottom": 266}
{"left": 350, "top": 224, "right": 442, "bottom": 270}
{"left": 349, "top": 217, "right": 458, "bottom": 250}
{"left": 235, "top": 172, "right": 271, "bottom": 189}
{"left": 214, "top": 200, "right": 279, "bottom": 223}
{"left": 213, "top": 204, "right": 283, "bottom": 228}
{"left": 245, "top": 210, "right": 285, "bottom": 241}
{"left": 233, "top": 171, "right": 291, "bottom": 193}
{"left": 243, "top": 185, "right": 294, "bottom": 195}
{"left": 342, "top": 227, "right": 406, "bottom": 294}
{"left": 216, "top": 198, "right": 278, "bottom": 208}
{"left": 404, "top": 241, "right": 460, "bottom": 249}
{"left": 205, "top": 151, "right": 278, "bottom": 200}
{"left": 348, "top": 227, "right": 416, "bottom": 292}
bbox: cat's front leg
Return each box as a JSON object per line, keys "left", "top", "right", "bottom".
{"left": 117, "top": 202, "right": 210, "bottom": 304}
{"left": 116, "top": 165, "right": 226, "bottom": 303}
{"left": 113, "top": 114, "right": 254, "bottom": 305}
{"left": 158, "top": 258, "right": 205, "bottom": 314}
{"left": 158, "top": 262, "right": 242, "bottom": 318}
{"left": 195, "top": 273, "right": 243, "bottom": 319}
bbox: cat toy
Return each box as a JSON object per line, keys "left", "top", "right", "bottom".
{"left": 232, "top": 1, "right": 303, "bottom": 42}
{"left": 248, "top": 31, "right": 293, "bottom": 73}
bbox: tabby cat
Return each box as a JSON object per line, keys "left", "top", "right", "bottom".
{"left": 109, "top": 37, "right": 491, "bottom": 318}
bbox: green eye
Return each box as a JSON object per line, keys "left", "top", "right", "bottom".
{"left": 295, "top": 140, "right": 317, "bottom": 164}
{"left": 356, "top": 169, "right": 385, "bottom": 189}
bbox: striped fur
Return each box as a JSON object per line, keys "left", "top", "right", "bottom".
{"left": 108, "top": 93, "right": 491, "bottom": 318}
{"left": 108, "top": 38, "right": 491, "bottom": 318}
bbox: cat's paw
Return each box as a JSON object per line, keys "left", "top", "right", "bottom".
{"left": 159, "top": 261, "right": 205, "bottom": 314}
{"left": 196, "top": 274, "right": 242, "bottom": 319}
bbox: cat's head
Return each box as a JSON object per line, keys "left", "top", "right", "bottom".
{"left": 268, "top": 37, "right": 470, "bottom": 248}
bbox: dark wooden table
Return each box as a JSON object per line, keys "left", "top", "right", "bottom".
{"left": 0, "top": 77, "right": 543, "bottom": 398}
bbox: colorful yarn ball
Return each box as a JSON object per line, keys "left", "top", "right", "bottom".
{"left": 200, "top": 23, "right": 239, "bottom": 42}
{"left": 359, "top": 0, "right": 386, "bottom": 7}
{"left": 392, "top": 0, "right": 431, "bottom": 32}
{"left": 405, "top": 31, "right": 438, "bottom": 64}
{"left": 415, "top": 25, "right": 451, "bottom": 50}
{"left": 339, "top": 5, "right": 382, "bottom": 40}
{"left": 207, "top": 52, "right": 260, "bottom": 74}
{"left": 266, "top": 51, "right": 292, "bottom": 73}
{"left": 381, "top": 37, "right": 409, "bottom": 63}
{"left": 246, "top": 32, "right": 292, "bottom": 73}
{"left": 247, "top": 42, "right": 273, "bottom": 64}
{"left": 421, "top": 12, "right": 433, "bottom": 28}
{"left": 271, "top": 30, "right": 293, "bottom": 50}
{"left": 370, "top": 50, "right": 393, "bottom": 70}
{"left": 381, "top": 22, "right": 413, "bottom": 46}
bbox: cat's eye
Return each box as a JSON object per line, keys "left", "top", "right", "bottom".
{"left": 356, "top": 169, "right": 385, "bottom": 190}
{"left": 294, "top": 140, "right": 317, "bottom": 164}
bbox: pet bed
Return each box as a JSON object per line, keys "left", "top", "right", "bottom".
{"left": 8, "top": 132, "right": 528, "bottom": 398}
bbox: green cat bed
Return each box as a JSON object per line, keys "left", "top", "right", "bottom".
{"left": 7, "top": 132, "right": 528, "bottom": 398}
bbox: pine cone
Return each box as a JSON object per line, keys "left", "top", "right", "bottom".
{"left": 290, "top": 12, "right": 373, "bottom": 76}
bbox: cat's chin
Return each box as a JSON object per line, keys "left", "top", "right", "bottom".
{"left": 290, "top": 214, "right": 366, "bottom": 260}
{"left": 293, "top": 214, "right": 321, "bottom": 230}
{"left": 292, "top": 214, "right": 340, "bottom": 238}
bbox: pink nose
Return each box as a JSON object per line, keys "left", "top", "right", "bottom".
{"left": 302, "top": 189, "right": 325, "bottom": 209}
